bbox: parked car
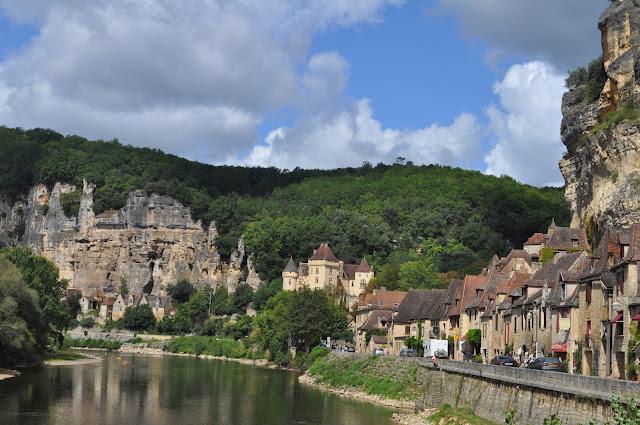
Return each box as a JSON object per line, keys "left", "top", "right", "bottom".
{"left": 490, "top": 355, "right": 518, "bottom": 367}
{"left": 433, "top": 348, "right": 448, "bottom": 359}
{"left": 374, "top": 348, "right": 385, "bottom": 356}
{"left": 527, "top": 357, "right": 565, "bottom": 372}
{"left": 399, "top": 348, "right": 417, "bottom": 357}
{"left": 347, "top": 346, "right": 355, "bottom": 352}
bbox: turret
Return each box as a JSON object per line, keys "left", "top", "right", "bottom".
{"left": 282, "top": 257, "right": 299, "bottom": 291}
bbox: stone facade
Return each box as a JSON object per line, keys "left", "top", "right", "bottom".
{"left": 0, "top": 181, "right": 261, "bottom": 296}
{"left": 282, "top": 243, "right": 374, "bottom": 305}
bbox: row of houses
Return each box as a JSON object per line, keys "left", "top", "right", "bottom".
{"left": 353, "top": 221, "right": 640, "bottom": 380}
{"left": 77, "top": 290, "right": 175, "bottom": 323}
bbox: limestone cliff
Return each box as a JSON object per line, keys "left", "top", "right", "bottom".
{"left": 0, "top": 181, "right": 261, "bottom": 295}
{"left": 560, "top": 0, "right": 640, "bottom": 231}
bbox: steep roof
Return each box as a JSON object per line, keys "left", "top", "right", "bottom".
{"left": 545, "top": 227, "right": 589, "bottom": 251}
{"left": 309, "top": 243, "right": 338, "bottom": 262}
{"left": 359, "top": 310, "right": 393, "bottom": 331}
{"left": 394, "top": 289, "right": 447, "bottom": 323}
{"left": 444, "top": 279, "right": 464, "bottom": 316}
{"left": 359, "top": 290, "right": 407, "bottom": 310}
{"left": 343, "top": 264, "right": 358, "bottom": 280}
{"left": 524, "top": 233, "right": 545, "bottom": 246}
{"left": 356, "top": 257, "right": 373, "bottom": 273}
{"left": 283, "top": 257, "right": 297, "bottom": 273}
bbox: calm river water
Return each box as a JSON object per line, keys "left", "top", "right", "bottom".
{"left": 0, "top": 352, "right": 394, "bottom": 425}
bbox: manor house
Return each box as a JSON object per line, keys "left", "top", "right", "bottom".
{"left": 282, "top": 243, "right": 374, "bottom": 303}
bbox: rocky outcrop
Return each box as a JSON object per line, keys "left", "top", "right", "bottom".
{"left": 560, "top": 0, "right": 640, "bottom": 231}
{"left": 0, "top": 180, "right": 261, "bottom": 295}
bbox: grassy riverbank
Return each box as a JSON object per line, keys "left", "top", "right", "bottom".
{"left": 63, "top": 337, "right": 122, "bottom": 351}
{"left": 166, "top": 336, "right": 264, "bottom": 359}
{"left": 306, "top": 352, "right": 420, "bottom": 401}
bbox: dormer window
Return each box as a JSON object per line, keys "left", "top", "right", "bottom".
{"left": 571, "top": 238, "right": 579, "bottom": 247}
{"left": 560, "top": 283, "right": 566, "bottom": 300}
{"left": 622, "top": 244, "right": 629, "bottom": 257}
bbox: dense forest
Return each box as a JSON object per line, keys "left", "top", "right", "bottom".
{"left": 0, "top": 126, "right": 571, "bottom": 287}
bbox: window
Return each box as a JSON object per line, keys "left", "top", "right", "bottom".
{"left": 613, "top": 311, "right": 624, "bottom": 336}
{"left": 541, "top": 309, "right": 546, "bottom": 330}
{"left": 315, "top": 268, "right": 319, "bottom": 274}
{"left": 405, "top": 325, "right": 410, "bottom": 335}
{"left": 329, "top": 268, "right": 332, "bottom": 275}
{"left": 586, "top": 282, "right": 592, "bottom": 304}
{"left": 561, "top": 283, "right": 566, "bottom": 301}
{"left": 586, "top": 320, "right": 591, "bottom": 338}
{"left": 571, "top": 238, "right": 579, "bottom": 247}
{"left": 315, "top": 277, "right": 318, "bottom": 284}
{"left": 494, "top": 315, "right": 498, "bottom": 331}
{"left": 329, "top": 277, "right": 332, "bottom": 284}
{"left": 514, "top": 317, "right": 517, "bottom": 334}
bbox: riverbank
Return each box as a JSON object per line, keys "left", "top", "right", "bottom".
{"left": 45, "top": 356, "right": 103, "bottom": 366}
{"left": 116, "top": 343, "right": 273, "bottom": 367}
{"left": 298, "top": 373, "right": 415, "bottom": 410}
{"left": 0, "top": 369, "right": 20, "bottom": 381}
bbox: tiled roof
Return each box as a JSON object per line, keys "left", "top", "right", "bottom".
{"left": 356, "top": 257, "right": 373, "bottom": 273}
{"left": 394, "top": 289, "right": 447, "bottom": 323}
{"left": 545, "top": 227, "right": 589, "bottom": 251}
{"left": 502, "top": 249, "right": 532, "bottom": 267}
{"left": 309, "top": 243, "right": 339, "bottom": 262}
{"left": 343, "top": 264, "right": 358, "bottom": 280}
{"left": 359, "top": 310, "right": 393, "bottom": 331}
{"left": 525, "top": 232, "right": 545, "bottom": 245}
{"left": 283, "top": 257, "right": 297, "bottom": 273}
{"left": 445, "top": 278, "right": 464, "bottom": 317}
{"left": 359, "top": 290, "right": 407, "bottom": 310}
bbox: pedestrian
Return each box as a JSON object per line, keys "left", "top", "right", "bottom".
{"left": 431, "top": 354, "right": 438, "bottom": 369}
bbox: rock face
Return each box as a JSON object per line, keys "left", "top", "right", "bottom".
{"left": 560, "top": 0, "right": 640, "bottom": 231}
{"left": 0, "top": 181, "right": 260, "bottom": 295}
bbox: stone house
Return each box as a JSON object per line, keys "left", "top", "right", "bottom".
{"left": 99, "top": 297, "right": 115, "bottom": 322}
{"left": 389, "top": 289, "right": 447, "bottom": 356}
{"left": 282, "top": 243, "right": 374, "bottom": 305}
{"left": 79, "top": 295, "right": 100, "bottom": 314}
{"left": 447, "top": 275, "right": 486, "bottom": 360}
{"left": 578, "top": 226, "right": 640, "bottom": 379}
{"left": 112, "top": 294, "right": 127, "bottom": 320}
{"left": 354, "top": 290, "right": 406, "bottom": 353}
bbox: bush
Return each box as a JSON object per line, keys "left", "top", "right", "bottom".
{"left": 122, "top": 304, "right": 155, "bottom": 331}
{"left": 63, "top": 337, "right": 122, "bottom": 351}
{"left": 166, "top": 336, "right": 253, "bottom": 359}
{"left": 167, "top": 281, "right": 196, "bottom": 304}
{"left": 592, "top": 97, "right": 640, "bottom": 134}
{"left": 294, "top": 346, "right": 330, "bottom": 371}
{"left": 566, "top": 57, "right": 607, "bottom": 104}
{"left": 59, "top": 190, "right": 82, "bottom": 217}
{"left": 79, "top": 317, "right": 95, "bottom": 328}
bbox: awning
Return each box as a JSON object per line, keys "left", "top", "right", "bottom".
{"left": 551, "top": 343, "right": 567, "bottom": 353}
{"left": 611, "top": 312, "right": 623, "bottom": 323}
{"left": 633, "top": 313, "right": 640, "bottom": 321}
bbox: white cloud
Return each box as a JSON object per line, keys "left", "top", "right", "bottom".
{"left": 483, "top": 61, "right": 566, "bottom": 186}
{"left": 433, "top": 0, "right": 605, "bottom": 70}
{"left": 234, "top": 50, "right": 481, "bottom": 170}
{"left": 0, "top": 0, "right": 403, "bottom": 162}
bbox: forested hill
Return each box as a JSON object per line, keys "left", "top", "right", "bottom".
{"left": 0, "top": 126, "right": 570, "bottom": 287}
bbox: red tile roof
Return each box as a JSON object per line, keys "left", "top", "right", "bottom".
{"left": 309, "top": 243, "right": 338, "bottom": 262}
{"left": 343, "top": 264, "right": 358, "bottom": 280}
{"left": 359, "top": 290, "right": 407, "bottom": 310}
{"left": 524, "top": 233, "right": 545, "bottom": 245}
{"left": 356, "top": 257, "right": 373, "bottom": 273}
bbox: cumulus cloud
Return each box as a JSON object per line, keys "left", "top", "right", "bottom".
{"left": 484, "top": 61, "right": 566, "bottom": 187}
{"left": 240, "top": 53, "right": 482, "bottom": 170}
{"left": 433, "top": 0, "right": 605, "bottom": 70}
{"left": 0, "top": 0, "right": 402, "bottom": 162}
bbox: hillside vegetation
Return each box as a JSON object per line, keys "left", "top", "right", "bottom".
{"left": 0, "top": 126, "right": 570, "bottom": 284}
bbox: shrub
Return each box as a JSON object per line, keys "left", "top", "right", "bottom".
{"left": 166, "top": 336, "right": 253, "bottom": 359}
{"left": 592, "top": 97, "right": 640, "bottom": 134}
{"left": 63, "top": 337, "right": 122, "bottom": 351}
{"left": 79, "top": 317, "right": 95, "bottom": 329}
{"left": 122, "top": 304, "right": 155, "bottom": 331}
{"left": 59, "top": 190, "right": 82, "bottom": 217}
{"left": 566, "top": 57, "right": 607, "bottom": 105}
{"left": 294, "top": 346, "right": 330, "bottom": 371}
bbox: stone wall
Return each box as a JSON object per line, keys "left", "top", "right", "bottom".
{"left": 420, "top": 359, "right": 639, "bottom": 424}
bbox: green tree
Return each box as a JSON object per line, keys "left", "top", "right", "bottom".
{"left": 122, "top": 304, "right": 155, "bottom": 331}
{"left": 253, "top": 279, "right": 282, "bottom": 310}
{"left": 233, "top": 283, "right": 254, "bottom": 313}
{"left": 1, "top": 246, "right": 70, "bottom": 345}
{"left": 118, "top": 277, "right": 129, "bottom": 296}
{"left": 167, "top": 280, "right": 196, "bottom": 304}
{"left": 0, "top": 257, "right": 47, "bottom": 368}
{"left": 254, "top": 288, "right": 350, "bottom": 365}
{"left": 211, "top": 286, "right": 233, "bottom": 316}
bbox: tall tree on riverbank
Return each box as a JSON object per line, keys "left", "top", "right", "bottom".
{"left": 0, "top": 247, "right": 71, "bottom": 346}
{"left": 0, "top": 257, "right": 47, "bottom": 368}
{"left": 254, "top": 288, "right": 350, "bottom": 365}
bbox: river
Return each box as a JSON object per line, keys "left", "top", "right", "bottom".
{"left": 0, "top": 352, "right": 395, "bottom": 425}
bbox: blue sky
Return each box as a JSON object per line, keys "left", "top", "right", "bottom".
{"left": 0, "top": 1, "right": 606, "bottom": 186}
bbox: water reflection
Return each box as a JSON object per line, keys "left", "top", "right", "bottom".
{"left": 0, "top": 353, "right": 393, "bottom": 425}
